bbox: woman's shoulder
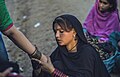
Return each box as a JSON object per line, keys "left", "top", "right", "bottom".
{"left": 80, "top": 44, "right": 101, "bottom": 58}
{"left": 110, "top": 11, "right": 119, "bottom": 19}
{"left": 79, "top": 44, "right": 97, "bottom": 54}
{"left": 78, "top": 44, "right": 100, "bottom": 60}
{"left": 50, "top": 47, "right": 61, "bottom": 57}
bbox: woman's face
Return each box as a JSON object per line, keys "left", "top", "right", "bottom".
{"left": 98, "top": 0, "right": 111, "bottom": 12}
{"left": 54, "top": 23, "right": 76, "bottom": 46}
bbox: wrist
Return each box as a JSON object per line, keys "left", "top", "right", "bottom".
{"left": 50, "top": 67, "right": 55, "bottom": 74}
{"left": 29, "top": 45, "right": 42, "bottom": 60}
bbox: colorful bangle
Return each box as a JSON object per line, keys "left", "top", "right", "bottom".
{"left": 52, "top": 68, "right": 68, "bottom": 77}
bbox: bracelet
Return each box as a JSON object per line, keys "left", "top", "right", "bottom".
{"left": 52, "top": 68, "right": 68, "bottom": 77}
{"left": 29, "top": 45, "right": 42, "bottom": 60}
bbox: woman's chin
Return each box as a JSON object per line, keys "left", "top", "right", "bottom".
{"left": 58, "top": 42, "right": 64, "bottom": 46}
{"left": 59, "top": 44, "right": 64, "bottom": 46}
{"left": 99, "top": 9, "right": 105, "bottom": 13}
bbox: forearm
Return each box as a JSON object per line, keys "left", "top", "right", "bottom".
{"left": 0, "top": 0, "right": 45, "bottom": 61}
{"left": 9, "top": 31, "right": 35, "bottom": 54}
{"left": 3, "top": 25, "right": 35, "bottom": 54}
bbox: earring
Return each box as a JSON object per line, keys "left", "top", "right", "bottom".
{"left": 73, "top": 35, "right": 76, "bottom": 40}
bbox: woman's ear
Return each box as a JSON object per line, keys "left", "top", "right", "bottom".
{"left": 72, "top": 29, "right": 77, "bottom": 40}
{"left": 72, "top": 29, "right": 76, "bottom": 35}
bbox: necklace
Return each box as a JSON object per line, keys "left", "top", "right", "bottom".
{"left": 68, "top": 43, "right": 78, "bottom": 51}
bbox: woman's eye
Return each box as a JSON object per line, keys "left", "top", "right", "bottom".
{"left": 60, "top": 30, "right": 64, "bottom": 33}
{"left": 103, "top": 2, "right": 108, "bottom": 5}
{"left": 99, "top": 0, "right": 108, "bottom": 5}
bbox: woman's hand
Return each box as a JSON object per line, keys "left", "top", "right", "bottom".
{"left": 41, "top": 56, "right": 55, "bottom": 73}
{"left": 39, "top": 56, "right": 55, "bottom": 73}
{"left": 40, "top": 54, "right": 48, "bottom": 63}
{"left": 32, "top": 55, "right": 55, "bottom": 74}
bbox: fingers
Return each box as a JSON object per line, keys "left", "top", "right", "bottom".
{"left": 46, "top": 56, "right": 52, "bottom": 64}
{"left": 31, "top": 55, "right": 51, "bottom": 66}
{"left": 31, "top": 58, "right": 41, "bottom": 64}
{"left": 40, "top": 54, "right": 48, "bottom": 62}
{"left": 2, "top": 67, "right": 13, "bottom": 76}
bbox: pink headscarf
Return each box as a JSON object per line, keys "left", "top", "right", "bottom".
{"left": 83, "top": 0, "right": 120, "bottom": 41}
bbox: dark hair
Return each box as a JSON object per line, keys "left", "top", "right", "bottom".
{"left": 53, "top": 17, "right": 73, "bottom": 32}
{"left": 107, "top": 0, "right": 117, "bottom": 12}
{"left": 52, "top": 14, "right": 88, "bottom": 44}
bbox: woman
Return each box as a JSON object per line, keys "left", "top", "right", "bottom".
{"left": 83, "top": 0, "right": 120, "bottom": 73}
{"left": 32, "top": 14, "right": 111, "bottom": 77}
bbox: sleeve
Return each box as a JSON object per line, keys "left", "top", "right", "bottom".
{"left": 0, "top": 0, "right": 13, "bottom": 31}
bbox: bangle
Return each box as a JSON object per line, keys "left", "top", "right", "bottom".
{"left": 29, "top": 45, "right": 42, "bottom": 60}
{"left": 52, "top": 68, "right": 68, "bottom": 77}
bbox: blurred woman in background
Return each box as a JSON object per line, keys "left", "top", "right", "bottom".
{"left": 83, "top": 0, "right": 120, "bottom": 73}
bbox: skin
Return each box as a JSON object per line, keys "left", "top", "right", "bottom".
{"left": 0, "top": 67, "right": 13, "bottom": 77}
{"left": 97, "top": 0, "right": 112, "bottom": 43}
{"left": 3, "top": 25, "right": 35, "bottom": 54}
{"left": 35, "top": 24, "right": 78, "bottom": 75}
{"left": 0, "top": 2, "right": 47, "bottom": 76}
{"left": 98, "top": 0, "right": 112, "bottom": 13}
{"left": 2, "top": 25, "right": 47, "bottom": 62}
{"left": 54, "top": 23, "right": 77, "bottom": 52}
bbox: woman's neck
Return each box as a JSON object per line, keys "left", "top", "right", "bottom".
{"left": 67, "top": 40, "right": 78, "bottom": 52}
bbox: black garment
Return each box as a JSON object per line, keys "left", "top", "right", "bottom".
{"left": 0, "top": 58, "right": 20, "bottom": 73}
{"left": 38, "top": 43, "right": 110, "bottom": 77}
{"left": 33, "top": 43, "right": 111, "bottom": 77}
{"left": 32, "top": 14, "right": 111, "bottom": 77}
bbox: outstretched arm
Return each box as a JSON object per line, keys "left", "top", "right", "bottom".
{"left": 2, "top": 25, "right": 35, "bottom": 55}
{"left": 0, "top": 0, "right": 47, "bottom": 62}
{"left": 2, "top": 25, "right": 47, "bottom": 62}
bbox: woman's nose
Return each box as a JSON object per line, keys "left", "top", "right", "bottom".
{"left": 100, "top": 3, "right": 103, "bottom": 7}
{"left": 55, "top": 32, "right": 60, "bottom": 38}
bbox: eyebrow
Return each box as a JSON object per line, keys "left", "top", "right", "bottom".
{"left": 99, "top": 0, "right": 108, "bottom": 4}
